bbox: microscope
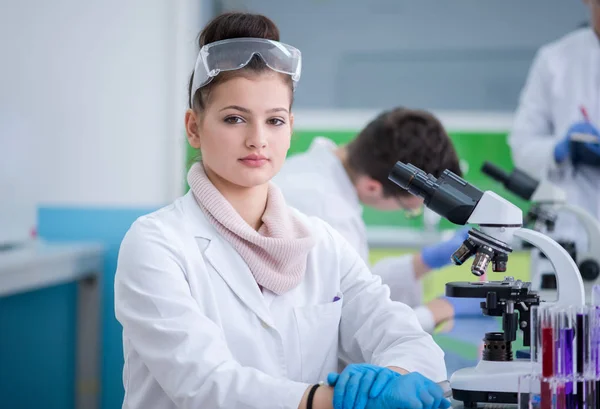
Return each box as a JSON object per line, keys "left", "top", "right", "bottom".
{"left": 481, "top": 161, "right": 600, "bottom": 303}
{"left": 388, "top": 162, "right": 586, "bottom": 408}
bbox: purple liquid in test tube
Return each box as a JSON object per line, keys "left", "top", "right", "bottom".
{"left": 594, "top": 306, "right": 600, "bottom": 408}
{"left": 560, "top": 327, "right": 574, "bottom": 408}
{"left": 576, "top": 307, "right": 591, "bottom": 409}
{"left": 556, "top": 308, "right": 574, "bottom": 409}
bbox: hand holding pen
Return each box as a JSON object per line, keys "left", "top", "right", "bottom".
{"left": 554, "top": 105, "right": 600, "bottom": 165}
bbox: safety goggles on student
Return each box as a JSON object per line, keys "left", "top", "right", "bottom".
{"left": 190, "top": 37, "right": 302, "bottom": 99}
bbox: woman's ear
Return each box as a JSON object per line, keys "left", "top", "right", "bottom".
{"left": 185, "top": 109, "right": 201, "bottom": 149}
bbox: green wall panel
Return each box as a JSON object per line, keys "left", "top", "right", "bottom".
{"left": 185, "top": 129, "right": 529, "bottom": 229}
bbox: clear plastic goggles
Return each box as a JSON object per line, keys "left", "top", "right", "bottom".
{"left": 191, "top": 37, "right": 302, "bottom": 100}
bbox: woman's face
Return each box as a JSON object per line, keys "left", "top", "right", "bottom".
{"left": 186, "top": 72, "right": 293, "bottom": 191}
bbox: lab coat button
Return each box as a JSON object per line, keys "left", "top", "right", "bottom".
{"left": 261, "top": 320, "right": 270, "bottom": 329}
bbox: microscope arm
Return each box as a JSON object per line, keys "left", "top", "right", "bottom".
{"left": 513, "top": 228, "right": 585, "bottom": 307}
{"left": 553, "top": 203, "right": 600, "bottom": 262}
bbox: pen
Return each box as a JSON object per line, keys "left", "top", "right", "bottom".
{"left": 580, "top": 105, "right": 591, "bottom": 123}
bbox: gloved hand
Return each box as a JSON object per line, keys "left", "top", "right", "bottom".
{"left": 554, "top": 122, "right": 600, "bottom": 164}
{"left": 421, "top": 226, "right": 470, "bottom": 270}
{"left": 442, "top": 296, "right": 484, "bottom": 317}
{"left": 364, "top": 372, "right": 451, "bottom": 409}
{"left": 327, "top": 364, "right": 400, "bottom": 409}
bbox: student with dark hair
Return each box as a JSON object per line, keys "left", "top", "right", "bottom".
{"left": 275, "top": 107, "right": 481, "bottom": 333}
{"left": 114, "top": 12, "right": 449, "bottom": 409}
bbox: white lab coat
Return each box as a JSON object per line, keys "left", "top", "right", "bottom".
{"left": 509, "top": 27, "right": 600, "bottom": 253}
{"left": 114, "top": 191, "right": 446, "bottom": 409}
{"left": 273, "top": 137, "right": 423, "bottom": 307}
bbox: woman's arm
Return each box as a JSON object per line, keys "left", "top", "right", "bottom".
{"left": 323, "top": 224, "right": 447, "bottom": 382}
{"left": 115, "top": 217, "right": 313, "bottom": 409}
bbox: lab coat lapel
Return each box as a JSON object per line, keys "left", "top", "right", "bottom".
{"left": 203, "top": 237, "right": 274, "bottom": 327}
{"left": 182, "top": 192, "right": 274, "bottom": 327}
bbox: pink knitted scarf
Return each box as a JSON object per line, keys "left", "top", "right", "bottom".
{"left": 187, "top": 162, "right": 315, "bottom": 295}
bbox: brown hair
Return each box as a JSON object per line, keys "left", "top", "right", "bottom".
{"left": 188, "top": 12, "right": 293, "bottom": 111}
{"left": 346, "top": 107, "right": 462, "bottom": 197}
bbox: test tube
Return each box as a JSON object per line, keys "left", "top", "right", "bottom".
{"left": 556, "top": 307, "right": 575, "bottom": 409}
{"left": 519, "top": 373, "right": 542, "bottom": 409}
{"left": 531, "top": 305, "right": 540, "bottom": 368}
{"left": 540, "top": 306, "right": 556, "bottom": 409}
{"left": 576, "top": 306, "right": 590, "bottom": 409}
{"left": 592, "top": 306, "right": 600, "bottom": 408}
{"left": 592, "top": 285, "right": 600, "bottom": 307}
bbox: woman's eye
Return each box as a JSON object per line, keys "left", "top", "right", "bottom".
{"left": 268, "top": 118, "right": 285, "bottom": 126}
{"left": 224, "top": 116, "right": 244, "bottom": 124}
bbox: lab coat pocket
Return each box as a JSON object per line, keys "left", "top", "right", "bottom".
{"left": 293, "top": 293, "right": 343, "bottom": 382}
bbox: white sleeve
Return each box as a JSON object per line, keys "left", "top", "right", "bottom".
{"left": 371, "top": 255, "right": 422, "bottom": 308}
{"left": 325, "top": 224, "right": 447, "bottom": 382}
{"left": 508, "top": 47, "right": 559, "bottom": 180}
{"left": 114, "top": 218, "right": 309, "bottom": 409}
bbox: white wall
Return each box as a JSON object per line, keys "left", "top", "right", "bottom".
{"left": 222, "top": 0, "right": 588, "bottom": 110}
{"left": 1, "top": 0, "right": 202, "bottom": 207}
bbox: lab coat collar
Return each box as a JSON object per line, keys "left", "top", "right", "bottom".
{"left": 181, "top": 191, "right": 276, "bottom": 327}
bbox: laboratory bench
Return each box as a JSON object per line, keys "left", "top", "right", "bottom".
{"left": 439, "top": 317, "right": 523, "bottom": 409}
{"left": 450, "top": 403, "right": 517, "bottom": 408}
{"left": 0, "top": 240, "right": 103, "bottom": 409}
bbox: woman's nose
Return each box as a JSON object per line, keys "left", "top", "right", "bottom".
{"left": 246, "top": 125, "right": 267, "bottom": 149}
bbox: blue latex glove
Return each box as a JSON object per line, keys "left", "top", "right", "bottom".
{"left": 365, "top": 372, "right": 451, "bottom": 409}
{"left": 421, "top": 227, "right": 470, "bottom": 270}
{"left": 555, "top": 122, "right": 600, "bottom": 164}
{"left": 327, "top": 364, "right": 400, "bottom": 409}
{"left": 442, "top": 296, "right": 484, "bottom": 317}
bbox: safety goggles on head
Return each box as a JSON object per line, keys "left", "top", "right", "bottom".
{"left": 190, "top": 37, "right": 302, "bottom": 101}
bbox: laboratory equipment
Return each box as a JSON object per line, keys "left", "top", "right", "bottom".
{"left": 521, "top": 305, "right": 599, "bottom": 409}
{"left": 388, "top": 162, "right": 586, "bottom": 407}
{"left": 481, "top": 161, "right": 600, "bottom": 302}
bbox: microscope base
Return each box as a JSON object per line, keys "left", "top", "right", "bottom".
{"left": 450, "top": 359, "right": 533, "bottom": 406}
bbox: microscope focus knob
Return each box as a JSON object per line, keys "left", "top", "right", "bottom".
{"left": 579, "top": 259, "right": 600, "bottom": 282}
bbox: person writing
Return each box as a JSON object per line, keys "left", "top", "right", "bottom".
{"left": 114, "top": 11, "right": 449, "bottom": 409}
{"left": 508, "top": 0, "right": 600, "bottom": 285}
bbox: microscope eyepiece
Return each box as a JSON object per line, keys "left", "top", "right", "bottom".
{"left": 481, "top": 161, "right": 538, "bottom": 201}
{"left": 388, "top": 162, "right": 436, "bottom": 199}
{"left": 481, "top": 162, "right": 510, "bottom": 185}
{"left": 388, "top": 162, "right": 484, "bottom": 225}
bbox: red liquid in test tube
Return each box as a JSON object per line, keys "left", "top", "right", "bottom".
{"left": 542, "top": 327, "right": 554, "bottom": 409}
{"left": 541, "top": 306, "right": 556, "bottom": 409}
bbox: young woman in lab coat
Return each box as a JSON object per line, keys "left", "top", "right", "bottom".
{"left": 114, "top": 12, "right": 449, "bottom": 409}
{"left": 274, "top": 109, "right": 482, "bottom": 333}
{"left": 509, "top": 0, "right": 600, "bottom": 280}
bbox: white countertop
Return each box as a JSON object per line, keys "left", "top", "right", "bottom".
{"left": 366, "top": 226, "right": 528, "bottom": 251}
{"left": 367, "top": 226, "right": 458, "bottom": 248}
{"left": 0, "top": 240, "right": 104, "bottom": 296}
{"left": 292, "top": 109, "right": 514, "bottom": 132}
